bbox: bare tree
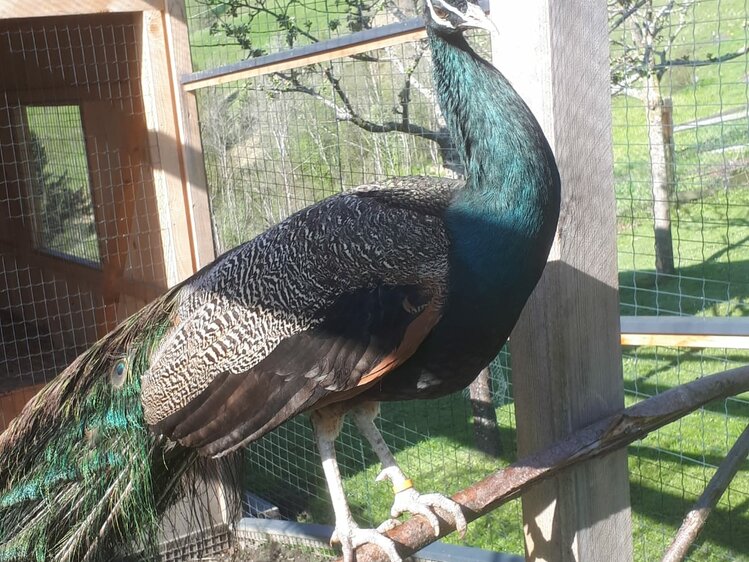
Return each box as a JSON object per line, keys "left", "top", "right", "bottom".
{"left": 198, "top": 89, "right": 257, "bottom": 250}
{"left": 195, "top": 0, "right": 463, "bottom": 175}
{"left": 609, "top": 0, "right": 749, "bottom": 274}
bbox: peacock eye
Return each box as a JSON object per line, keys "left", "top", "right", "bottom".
{"left": 110, "top": 360, "right": 128, "bottom": 388}
{"left": 433, "top": 6, "right": 449, "bottom": 18}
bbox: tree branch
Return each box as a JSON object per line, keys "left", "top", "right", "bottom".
{"left": 662, "top": 423, "right": 749, "bottom": 562}
{"left": 659, "top": 44, "right": 749, "bottom": 69}
{"left": 609, "top": 0, "right": 649, "bottom": 32}
{"left": 319, "top": 67, "right": 445, "bottom": 144}
{"left": 339, "top": 364, "right": 749, "bottom": 562}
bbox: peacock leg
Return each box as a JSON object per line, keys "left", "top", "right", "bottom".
{"left": 310, "top": 407, "right": 402, "bottom": 562}
{"left": 351, "top": 402, "right": 467, "bottom": 537}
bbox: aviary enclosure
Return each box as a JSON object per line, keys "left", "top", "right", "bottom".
{"left": 1, "top": 0, "right": 748, "bottom": 560}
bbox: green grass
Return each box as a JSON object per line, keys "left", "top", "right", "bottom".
{"left": 186, "top": 0, "right": 749, "bottom": 558}
{"left": 185, "top": 0, "right": 364, "bottom": 71}
{"left": 245, "top": 348, "right": 749, "bottom": 561}
{"left": 24, "top": 105, "right": 100, "bottom": 263}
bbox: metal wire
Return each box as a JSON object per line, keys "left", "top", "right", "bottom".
{"left": 3, "top": 1, "right": 749, "bottom": 560}
{"left": 185, "top": 1, "right": 749, "bottom": 559}
{"left": 0, "top": 15, "right": 165, "bottom": 423}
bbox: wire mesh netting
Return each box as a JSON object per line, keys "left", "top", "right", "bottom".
{"left": 184, "top": 0, "right": 749, "bottom": 560}
{"left": 611, "top": 0, "right": 749, "bottom": 317}
{"left": 1, "top": 0, "right": 748, "bottom": 561}
{"left": 0, "top": 14, "right": 168, "bottom": 423}
{"left": 610, "top": 1, "right": 749, "bottom": 557}
{"left": 23, "top": 105, "right": 100, "bottom": 264}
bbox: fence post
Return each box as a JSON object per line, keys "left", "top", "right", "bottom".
{"left": 491, "top": 1, "right": 633, "bottom": 561}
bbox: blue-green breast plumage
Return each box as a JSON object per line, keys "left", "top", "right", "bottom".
{"left": 370, "top": 29, "right": 560, "bottom": 400}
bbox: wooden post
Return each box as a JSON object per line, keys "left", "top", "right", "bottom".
{"left": 140, "top": 10, "right": 197, "bottom": 285}
{"left": 492, "top": 1, "right": 633, "bottom": 561}
{"left": 149, "top": 3, "right": 236, "bottom": 550}
{"left": 164, "top": 0, "right": 216, "bottom": 267}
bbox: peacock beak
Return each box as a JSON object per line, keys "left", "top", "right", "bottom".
{"left": 459, "top": 2, "right": 499, "bottom": 37}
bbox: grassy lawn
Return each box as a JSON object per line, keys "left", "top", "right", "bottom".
{"left": 24, "top": 105, "right": 100, "bottom": 263}
{"left": 184, "top": 0, "right": 749, "bottom": 559}
{"left": 245, "top": 346, "right": 749, "bottom": 560}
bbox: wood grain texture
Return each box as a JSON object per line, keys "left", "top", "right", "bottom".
{"left": 140, "top": 10, "right": 197, "bottom": 283}
{"left": 4, "top": 0, "right": 164, "bottom": 19}
{"left": 494, "top": 1, "right": 633, "bottom": 560}
{"left": 182, "top": 28, "right": 427, "bottom": 91}
{"left": 165, "top": 0, "right": 216, "bottom": 267}
{"left": 620, "top": 316, "right": 749, "bottom": 348}
{"left": 621, "top": 334, "right": 749, "bottom": 349}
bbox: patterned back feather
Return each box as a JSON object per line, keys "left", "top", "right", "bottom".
{"left": 0, "top": 179, "right": 456, "bottom": 560}
{"left": 0, "top": 288, "right": 228, "bottom": 562}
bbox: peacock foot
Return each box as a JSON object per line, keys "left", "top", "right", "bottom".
{"left": 330, "top": 519, "right": 402, "bottom": 562}
{"left": 376, "top": 467, "right": 468, "bottom": 538}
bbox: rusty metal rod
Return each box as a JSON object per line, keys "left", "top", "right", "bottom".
{"left": 661, "top": 422, "right": 749, "bottom": 562}
{"left": 337, "top": 364, "right": 749, "bottom": 562}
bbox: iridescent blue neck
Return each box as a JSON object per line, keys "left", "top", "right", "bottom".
{"left": 429, "top": 27, "right": 560, "bottom": 304}
{"left": 429, "top": 28, "right": 559, "bottom": 236}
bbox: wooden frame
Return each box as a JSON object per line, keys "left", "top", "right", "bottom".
{"left": 0, "top": 2, "right": 212, "bottom": 422}
{"left": 182, "top": 24, "right": 427, "bottom": 91}
{"left": 3, "top": 0, "right": 166, "bottom": 19}
{"left": 621, "top": 316, "right": 749, "bottom": 349}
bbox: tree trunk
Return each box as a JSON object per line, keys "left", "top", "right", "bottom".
{"left": 645, "top": 74, "right": 676, "bottom": 274}
{"left": 468, "top": 368, "right": 502, "bottom": 457}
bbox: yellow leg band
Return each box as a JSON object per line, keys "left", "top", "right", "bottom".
{"left": 392, "top": 479, "right": 414, "bottom": 494}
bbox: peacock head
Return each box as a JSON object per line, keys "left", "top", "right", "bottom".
{"left": 424, "top": 0, "right": 496, "bottom": 35}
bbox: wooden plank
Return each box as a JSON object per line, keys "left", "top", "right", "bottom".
{"left": 0, "top": 13, "right": 141, "bottom": 95}
{"left": 0, "top": 384, "right": 44, "bottom": 433}
{"left": 140, "top": 10, "right": 198, "bottom": 283}
{"left": 620, "top": 316, "right": 749, "bottom": 348}
{"left": 182, "top": 28, "right": 427, "bottom": 91}
{"left": 164, "top": 0, "right": 216, "bottom": 267}
{"left": 496, "top": 1, "right": 633, "bottom": 560}
{"left": 621, "top": 334, "right": 749, "bottom": 349}
{"left": 620, "top": 315, "right": 749, "bottom": 336}
{"left": 0, "top": 239, "right": 164, "bottom": 302}
{"left": 4, "top": 0, "right": 164, "bottom": 19}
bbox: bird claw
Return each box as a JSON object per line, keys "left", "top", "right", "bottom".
{"left": 331, "top": 521, "right": 402, "bottom": 562}
{"left": 381, "top": 481, "right": 468, "bottom": 538}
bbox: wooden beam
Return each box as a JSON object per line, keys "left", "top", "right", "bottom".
{"left": 4, "top": 0, "right": 164, "bottom": 19}
{"left": 164, "top": 0, "right": 216, "bottom": 267}
{"left": 621, "top": 334, "right": 749, "bottom": 349}
{"left": 497, "top": 1, "right": 633, "bottom": 560}
{"left": 140, "top": 10, "right": 197, "bottom": 283}
{"left": 182, "top": 27, "right": 427, "bottom": 91}
{"left": 0, "top": 240, "right": 164, "bottom": 302}
{"left": 620, "top": 316, "right": 749, "bottom": 349}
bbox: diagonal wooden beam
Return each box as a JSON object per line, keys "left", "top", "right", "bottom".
{"left": 662, "top": 423, "right": 749, "bottom": 562}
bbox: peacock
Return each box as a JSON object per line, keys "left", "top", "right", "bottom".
{"left": 0, "top": 0, "right": 560, "bottom": 560}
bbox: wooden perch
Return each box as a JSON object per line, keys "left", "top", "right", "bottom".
{"left": 662, "top": 423, "right": 749, "bottom": 562}
{"left": 338, "top": 364, "right": 749, "bottom": 562}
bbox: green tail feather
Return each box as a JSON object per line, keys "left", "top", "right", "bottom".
{"left": 0, "top": 290, "right": 223, "bottom": 562}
